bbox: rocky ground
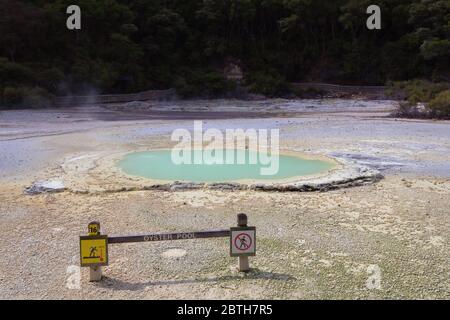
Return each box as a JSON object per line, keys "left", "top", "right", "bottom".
{"left": 0, "top": 99, "right": 449, "bottom": 299}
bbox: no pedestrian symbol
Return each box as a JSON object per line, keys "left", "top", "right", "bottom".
{"left": 230, "top": 227, "right": 256, "bottom": 257}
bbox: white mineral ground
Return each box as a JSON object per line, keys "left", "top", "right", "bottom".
{"left": 0, "top": 99, "right": 449, "bottom": 299}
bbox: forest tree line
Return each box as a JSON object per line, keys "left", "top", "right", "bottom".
{"left": 0, "top": 0, "right": 449, "bottom": 107}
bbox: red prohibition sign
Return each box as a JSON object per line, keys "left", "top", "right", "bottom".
{"left": 234, "top": 232, "right": 252, "bottom": 251}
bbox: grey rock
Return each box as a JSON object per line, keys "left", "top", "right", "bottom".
{"left": 25, "top": 180, "right": 66, "bottom": 195}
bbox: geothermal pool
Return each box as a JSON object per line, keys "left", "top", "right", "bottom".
{"left": 119, "top": 150, "right": 334, "bottom": 183}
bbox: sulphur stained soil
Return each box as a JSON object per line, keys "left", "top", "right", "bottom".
{"left": 0, "top": 99, "right": 449, "bottom": 299}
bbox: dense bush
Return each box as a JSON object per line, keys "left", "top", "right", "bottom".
{"left": 390, "top": 80, "right": 450, "bottom": 119}
{"left": 246, "top": 71, "right": 291, "bottom": 97}
{"left": 1, "top": 86, "right": 54, "bottom": 109}
{"left": 393, "top": 80, "right": 449, "bottom": 104}
{"left": 174, "top": 69, "right": 234, "bottom": 98}
{"left": 2, "top": 86, "right": 24, "bottom": 105}
{"left": 0, "top": 58, "right": 35, "bottom": 86}
{"left": 35, "top": 67, "right": 66, "bottom": 93}
{"left": 292, "top": 87, "right": 327, "bottom": 99}
{"left": 0, "top": 0, "right": 449, "bottom": 103}
{"left": 428, "top": 90, "right": 450, "bottom": 118}
{"left": 0, "top": 58, "right": 59, "bottom": 107}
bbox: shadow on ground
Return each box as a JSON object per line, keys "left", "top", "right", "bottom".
{"left": 95, "top": 269, "right": 296, "bottom": 291}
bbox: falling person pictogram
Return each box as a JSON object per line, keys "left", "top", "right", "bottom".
{"left": 89, "top": 246, "right": 98, "bottom": 257}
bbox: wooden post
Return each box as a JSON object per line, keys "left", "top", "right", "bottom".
{"left": 237, "top": 213, "right": 250, "bottom": 272}
{"left": 88, "top": 221, "right": 102, "bottom": 282}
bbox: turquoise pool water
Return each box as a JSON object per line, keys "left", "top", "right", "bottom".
{"left": 119, "top": 150, "right": 334, "bottom": 182}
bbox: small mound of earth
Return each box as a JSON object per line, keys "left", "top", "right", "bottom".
{"left": 161, "top": 248, "right": 187, "bottom": 259}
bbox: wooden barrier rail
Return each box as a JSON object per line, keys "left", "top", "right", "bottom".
{"left": 108, "top": 229, "right": 230, "bottom": 244}
{"left": 79, "top": 214, "right": 256, "bottom": 281}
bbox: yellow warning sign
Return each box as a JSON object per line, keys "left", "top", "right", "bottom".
{"left": 80, "top": 235, "right": 108, "bottom": 267}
